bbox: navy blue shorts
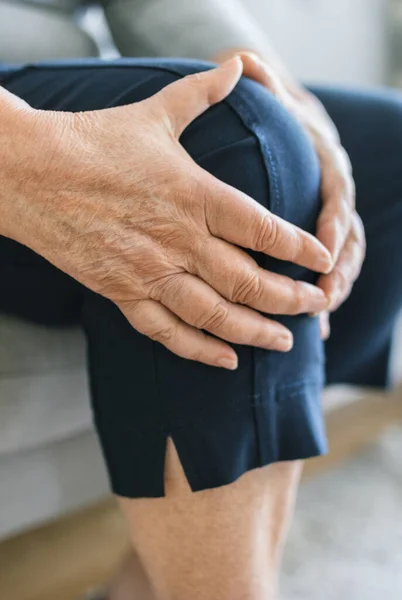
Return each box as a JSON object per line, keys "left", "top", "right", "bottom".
{"left": 1, "top": 59, "right": 402, "bottom": 497}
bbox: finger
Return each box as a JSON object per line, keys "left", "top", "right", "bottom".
{"left": 238, "top": 52, "right": 290, "bottom": 103}
{"left": 194, "top": 236, "right": 329, "bottom": 315}
{"left": 150, "top": 271, "right": 294, "bottom": 351}
{"left": 318, "top": 212, "right": 365, "bottom": 311}
{"left": 316, "top": 145, "right": 355, "bottom": 263}
{"left": 203, "top": 177, "right": 333, "bottom": 273}
{"left": 239, "top": 53, "right": 340, "bottom": 142}
{"left": 148, "top": 57, "right": 243, "bottom": 137}
{"left": 236, "top": 51, "right": 353, "bottom": 270}
{"left": 319, "top": 311, "right": 331, "bottom": 341}
{"left": 120, "top": 298, "right": 238, "bottom": 369}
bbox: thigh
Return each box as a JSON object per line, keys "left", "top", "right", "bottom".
{"left": 2, "top": 59, "right": 326, "bottom": 498}
{"left": 312, "top": 86, "right": 402, "bottom": 386}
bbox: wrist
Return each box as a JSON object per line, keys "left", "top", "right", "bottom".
{"left": 0, "top": 93, "right": 74, "bottom": 248}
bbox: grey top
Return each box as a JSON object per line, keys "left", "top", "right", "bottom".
{"left": 101, "top": 0, "right": 270, "bottom": 61}
{"left": 3, "top": 0, "right": 270, "bottom": 62}
{"left": 11, "top": 0, "right": 82, "bottom": 8}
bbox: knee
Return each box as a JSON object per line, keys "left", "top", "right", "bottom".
{"left": 233, "top": 74, "right": 322, "bottom": 232}
{"left": 179, "top": 66, "right": 321, "bottom": 281}
{"left": 182, "top": 64, "right": 321, "bottom": 227}
{"left": 133, "top": 59, "right": 321, "bottom": 281}
{"left": 121, "top": 57, "right": 322, "bottom": 238}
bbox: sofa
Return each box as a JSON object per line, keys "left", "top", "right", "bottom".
{"left": 1, "top": 311, "right": 402, "bottom": 540}
{"left": 1, "top": 0, "right": 402, "bottom": 542}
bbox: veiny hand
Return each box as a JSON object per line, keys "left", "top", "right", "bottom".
{"left": 236, "top": 52, "right": 366, "bottom": 339}
{"left": 2, "top": 58, "right": 332, "bottom": 368}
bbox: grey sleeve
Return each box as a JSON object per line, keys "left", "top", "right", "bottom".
{"left": 102, "top": 0, "right": 271, "bottom": 61}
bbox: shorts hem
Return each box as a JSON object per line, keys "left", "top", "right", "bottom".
{"left": 95, "top": 379, "right": 326, "bottom": 499}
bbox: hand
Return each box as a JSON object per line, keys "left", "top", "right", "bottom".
{"left": 233, "top": 52, "right": 366, "bottom": 338}
{"left": 1, "top": 58, "right": 332, "bottom": 368}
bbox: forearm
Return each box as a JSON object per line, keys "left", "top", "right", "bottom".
{"left": 0, "top": 87, "right": 33, "bottom": 240}
{"left": 0, "top": 87, "right": 70, "bottom": 250}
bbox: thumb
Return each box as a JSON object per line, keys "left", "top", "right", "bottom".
{"left": 239, "top": 52, "right": 289, "bottom": 103}
{"left": 149, "top": 56, "right": 243, "bottom": 138}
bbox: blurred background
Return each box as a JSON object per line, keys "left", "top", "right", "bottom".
{"left": 1, "top": 1, "right": 402, "bottom": 599}
{"left": 1, "top": 0, "right": 402, "bottom": 85}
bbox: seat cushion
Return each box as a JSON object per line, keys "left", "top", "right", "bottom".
{"left": 0, "top": 315, "right": 92, "bottom": 456}
{"left": 0, "top": 430, "right": 109, "bottom": 539}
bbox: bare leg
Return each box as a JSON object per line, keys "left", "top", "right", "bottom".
{"left": 117, "top": 439, "right": 302, "bottom": 600}
{"left": 106, "top": 552, "right": 156, "bottom": 600}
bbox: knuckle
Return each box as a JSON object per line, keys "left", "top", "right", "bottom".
{"left": 149, "top": 324, "right": 176, "bottom": 346}
{"left": 333, "top": 168, "right": 355, "bottom": 206}
{"left": 290, "top": 280, "right": 305, "bottom": 314}
{"left": 334, "top": 266, "right": 349, "bottom": 292}
{"left": 184, "top": 72, "right": 203, "bottom": 85}
{"left": 338, "top": 146, "right": 353, "bottom": 174}
{"left": 187, "top": 346, "right": 204, "bottom": 363}
{"left": 322, "top": 160, "right": 354, "bottom": 204}
{"left": 288, "top": 234, "right": 303, "bottom": 263}
{"left": 332, "top": 171, "right": 349, "bottom": 198}
{"left": 182, "top": 73, "right": 205, "bottom": 97}
{"left": 193, "top": 301, "right": 229, "bottom": 331}
{"left": 261, "top": 65, "right": 280, "bottom": 92}
{"left": 255, "top": 213, "right": 278, "bottom": 253}
{"left": 353, "top": 212, "right": 366, "bottom": 247}
{"left": 232, "top": 272, "right": 263, "bottom": 305}
{"left": 333, "top": 282, "right": 353, "bottom": 311}
{"left": 149, "top": 273, "right": 183, "bottom": 302}
{"left": 352, "top": 248, "right": 365, "bottom": 281}
{"left": 348, "top": 176, "right": 356, "bottom": 202}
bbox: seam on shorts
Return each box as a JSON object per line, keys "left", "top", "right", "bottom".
{"left": 151, "top": 342, "right": 170, "bottom": 437}
{"left": 220, "top": 82, "right": 287, "bottom": 457}
{"left": 224, "top": 85, "right": 282, "bottom": 216}
{"left": 123, "top": 61, "right": 288, "bottom": 450}
{"left": 251, "top": 338, "right": 263, "bottom": 464}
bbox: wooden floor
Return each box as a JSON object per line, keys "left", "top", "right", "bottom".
{"left": 1, "top": 386, "right": 402, "bottom": 600}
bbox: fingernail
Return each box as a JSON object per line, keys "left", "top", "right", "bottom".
{"left": 275, "top": 333, "right": 294, "bottom": 352}
{"left": 328, "top": 290, "right": 340, "bottom": 311}
{"left": 247, "top": 52, "right": 263, "bottom": 65}
{"left": 316, "top": 251, "right": 333, "bottom": 274}
{"left": 221, "top": 55, "right": 242, "bottom": 70}
{"left": 300, "top": 282, "right": 329, "bottom": 311}
{"left": 218, "top": 355, "right": 238, "bottom": 370}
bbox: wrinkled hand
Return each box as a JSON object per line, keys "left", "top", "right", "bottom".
{"left": 237, "top": 52, "right": 366, "bottom": 339}
{"left": 3, "top": 58, "right": 332, "bottom": 367}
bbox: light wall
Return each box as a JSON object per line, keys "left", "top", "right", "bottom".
{"left": 244, "top": 0, "right": 388, "bottom": 86}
